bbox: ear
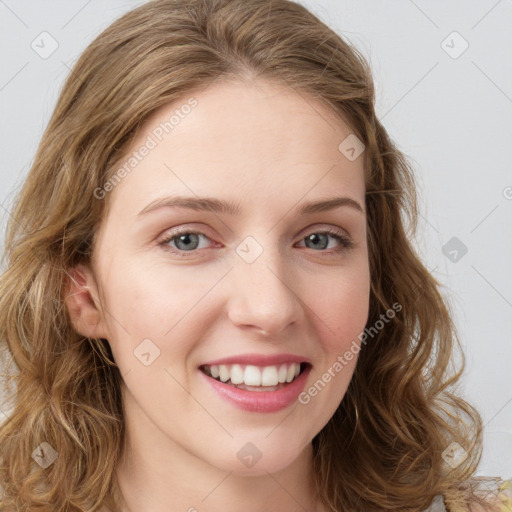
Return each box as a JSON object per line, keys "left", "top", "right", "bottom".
{"left": 64, "top": 264, "right": 110, "bottom": 340}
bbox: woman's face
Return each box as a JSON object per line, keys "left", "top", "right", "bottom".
{"left": 71, "top": 78, "right": 370, "bottom": 476}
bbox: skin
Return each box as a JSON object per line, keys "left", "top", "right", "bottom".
{"left": 65, "top": 77, "right": 370, "bottom": 512}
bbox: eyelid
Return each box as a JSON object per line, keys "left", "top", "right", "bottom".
{"left": 157, "top": 223, "right": 354, "bottom": 257}
{"left": 158, "top": 222, "right": 352, "bottom": 241}
{"left": 297, "top": 223, "right": 351, "bottom": 240}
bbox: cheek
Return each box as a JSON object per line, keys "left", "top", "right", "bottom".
{"left": 102, "top": 252, "right": 370, "bottom": 365}
{"left": 102, "top": 260, "right": 208, "bottom": 330}
{"left": 310, "top": 266, "right": 370, "bottom": 352}
{"left": 297, "top": 272, "right": 368, "bottom": 425}
{"left": 100, "top": 260, "right": 225, "bottom": 368}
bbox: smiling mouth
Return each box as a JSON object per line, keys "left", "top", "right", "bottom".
{"left": 199, "top": 362, "right": 310, "bottom": 391}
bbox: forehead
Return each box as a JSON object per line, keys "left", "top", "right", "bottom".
{"left": 99, "top": 77, "right": 366, "bottom": 224}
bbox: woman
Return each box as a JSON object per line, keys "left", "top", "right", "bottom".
{"left": 0, "top": 0, "right": 510, "bottom": 510}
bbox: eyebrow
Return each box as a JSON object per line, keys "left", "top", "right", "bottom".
{"left": 137, "top": 195, "right": 365, "bottom": 217}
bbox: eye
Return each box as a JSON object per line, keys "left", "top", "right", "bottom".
{"left": 158, "top": 226, "right": 354, "bottom": 258}
{"left": 296, "top": 228, "right": 354, "bottom": 254}
{"left": 158, "top": 228, "right": 214, "bottom": 257}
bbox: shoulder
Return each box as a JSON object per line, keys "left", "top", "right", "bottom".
{"left": 468, "top": 476, "right": 512, "bottom": 512}
{"left": 424, "top": 476, "right": 512, "bottom": 512}
{"left": 458, "top": 476, "right": 512, "bottom": 512}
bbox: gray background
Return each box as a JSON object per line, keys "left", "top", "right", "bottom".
{"left": 1, "top": 0, "right": 511, "bottom": 477}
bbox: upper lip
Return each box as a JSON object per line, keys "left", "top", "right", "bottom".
{"left": 200, "top": 353, "right": 311, "bottom": 367}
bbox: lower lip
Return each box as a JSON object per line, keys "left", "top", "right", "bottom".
{"left": 199, "top": 365, "right": 312, "bottom": 413}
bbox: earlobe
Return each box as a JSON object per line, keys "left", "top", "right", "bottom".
{"left": 64, "top": 264, "right": 110, "bottom": 340}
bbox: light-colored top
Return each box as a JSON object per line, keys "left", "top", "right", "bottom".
{"left": 423, "top": 476, "right": 512, "bottom": 511}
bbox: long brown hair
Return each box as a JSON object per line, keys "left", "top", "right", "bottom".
{"left": 0, "top": 0, "right": 487, "bottom": 510}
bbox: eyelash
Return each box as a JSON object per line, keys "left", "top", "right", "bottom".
{"left": 158, "top": 227, "right": 354, "bottom": 258}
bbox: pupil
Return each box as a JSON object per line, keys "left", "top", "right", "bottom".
{"left": 307, "top": 233, "right": 327, "bottom": 250}
{"left": 176, "top": 233, "right": 199, "bottom": 250}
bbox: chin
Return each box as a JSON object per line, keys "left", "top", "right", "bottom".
{"left": 205, "top": 438, "right": 309, "bottom": 477}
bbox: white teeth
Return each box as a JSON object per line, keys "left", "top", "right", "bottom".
{"left": 244, "top": 365, "right": 261, "bottom": 386}
{"left": 204, "top": 362, "right": 303, "bottom": 387}
{"left": 278, "top": 364, "right": 288, "bottom": 383}
{"left": 230, "top": 364, "right": 244, "bottom": 385}
{"left": 261, "top": 366, "right": 279, "bottom": 386}
{"left": 219, "top": 364, "right": 230, "bottom": 383}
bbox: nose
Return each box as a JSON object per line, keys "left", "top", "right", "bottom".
{"left": 226, "top": 241, "right": 303, "bottom": 337}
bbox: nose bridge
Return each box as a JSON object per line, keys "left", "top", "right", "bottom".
{"left": 227, "top": 233, "right": 301, "bottom": 335}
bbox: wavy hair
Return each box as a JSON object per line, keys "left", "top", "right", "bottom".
{"left": 0, "top": 0, "right": 488, "bottom": 510}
